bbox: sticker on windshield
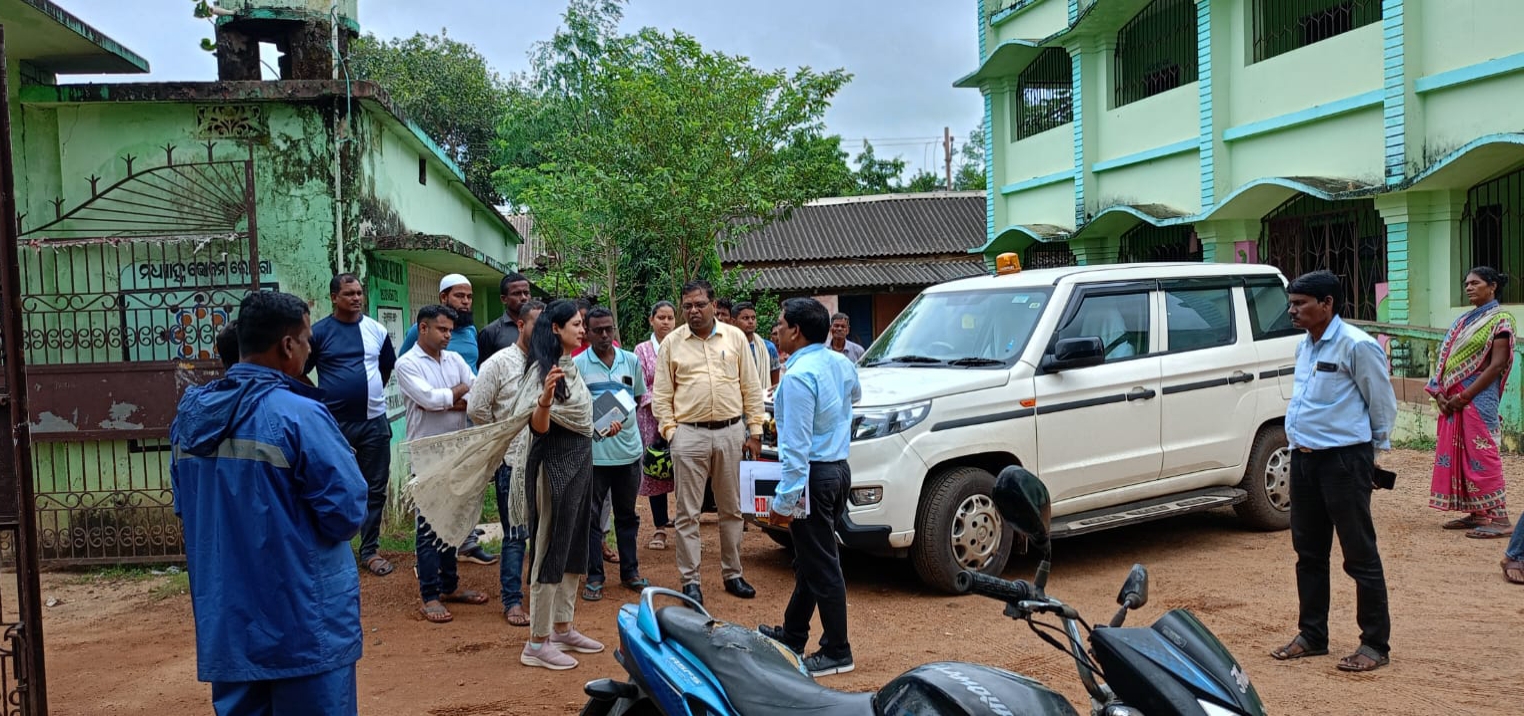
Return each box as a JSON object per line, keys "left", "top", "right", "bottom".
{"left": 1012, "top": 295, "right": 1029, "bottom": 303}
{"left": 961, "top": 314, "right": 976, "bottom": 329}
{"left": 1029, "top": 302, "right": 1042, "bottom": 309}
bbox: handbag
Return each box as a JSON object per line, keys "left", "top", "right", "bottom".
{"left": 643, "top": 437, "right": 674, "bottom": 482}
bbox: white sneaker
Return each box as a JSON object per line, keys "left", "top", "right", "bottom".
{"left": 549, "top": 627, "right": 606, "bottom": 654}
{"left": 521, "top": 642, "right": 579, "bottom": 670}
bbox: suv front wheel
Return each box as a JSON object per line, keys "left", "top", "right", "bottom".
{"left": 912, "top": 466, "right": 1015, "bottom": 593}
{"left": 1235, "top": 424, "right": 1292, "bottom": 530}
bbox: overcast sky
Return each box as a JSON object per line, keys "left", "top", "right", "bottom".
{"left": 56, "top": 0, "right": 985, "bottom": 179}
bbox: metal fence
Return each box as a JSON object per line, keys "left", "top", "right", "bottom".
{"left": 1114, "top": 0, "right": 1198, "bottom": 107}
{"left": 1013, "top": 48, "right": 1073, "bottom": 140}
{"left": 1461, "top": 165, "right": 1524, "bottom": 305}
{"left": 1259, "top": 194, "right": 1387, "bottom": 321}
{"left": 1251, "top": 0, "right": 1382, "bottom": 63}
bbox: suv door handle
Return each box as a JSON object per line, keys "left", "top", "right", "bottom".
{"left": 1228, "top": 371, "right": 1254, "bottom": 385}
{"left": 1125, "top": 387, "right": 1156, "bottom": 402}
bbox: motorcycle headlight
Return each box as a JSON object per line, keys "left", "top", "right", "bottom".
{"left": 851, "top": 400, "right": 932, "bottom": 441}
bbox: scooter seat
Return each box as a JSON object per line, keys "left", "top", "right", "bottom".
{"left": 655, "top": 606, "right": 874, "bottom": 716}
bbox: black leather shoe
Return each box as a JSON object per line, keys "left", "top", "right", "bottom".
{"left": 681, "top": 583, "right": 704, "bottom": 608}
{"left": 758, "top": 624, "right": 804, "bottom": 654}
{"left": 724, "top": 577, "right": 756, "bottom": 599}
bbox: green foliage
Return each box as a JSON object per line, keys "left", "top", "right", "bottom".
{"left": 348, "top": 30, "right": 511, "bottom": 201}
{"left": 954, "top": 124, "right": 987, "bottom": 191}
{"left": 904, "top": 169, "right": 945, "bottom": 193}
{"left": 852, "top": 140, "right": 909, "bottom": 195}
{"left": 497, "top": 0, "right": 852, "bottom": 339}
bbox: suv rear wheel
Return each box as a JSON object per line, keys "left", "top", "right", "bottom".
{"left": 912, "top": 466, "right": 1014, "bottom": 593}
{"left": 1235, "top": 424, "right": 1292, "bottom": 530}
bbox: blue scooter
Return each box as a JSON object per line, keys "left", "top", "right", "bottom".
{"left": 580, "top": 466, "right": 1269, "bottom": 716}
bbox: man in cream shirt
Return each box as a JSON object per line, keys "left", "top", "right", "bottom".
{"left": 652, "top": 279, "right": 766, "bottom": 606}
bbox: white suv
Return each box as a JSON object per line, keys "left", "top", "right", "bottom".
{"left": 757, "top": 261, "right": 1301, "bottom": 592}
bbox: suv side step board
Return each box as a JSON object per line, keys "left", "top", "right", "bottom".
{"left": 1051, "top": 487, "right": 1247, "bottom": 538}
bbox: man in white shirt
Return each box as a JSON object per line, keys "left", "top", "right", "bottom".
{"left": 395, "top": 305, "right": 489, "bottom": 624}
{"left": 467, "top": 300, "right": 544, "bottom": 629}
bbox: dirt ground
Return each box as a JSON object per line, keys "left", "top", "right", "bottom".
{"left": 21, "top": 448, "right": 1524, "bottom": 715}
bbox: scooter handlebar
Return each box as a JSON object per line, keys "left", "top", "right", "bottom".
{"left": 956, "top": 570, "right": 1035, "bottom": 604}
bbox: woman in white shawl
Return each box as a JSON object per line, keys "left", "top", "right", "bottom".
{"left": 511, "top": 300, "right": 604, "bottom": 670}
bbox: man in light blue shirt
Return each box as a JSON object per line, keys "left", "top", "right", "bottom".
{"left": 1272, "top": 270, "right": 1397, "bottom": 674}
{"left": 761, "top": 298, "right": 860, "bottom": 678}
{"left": 573, "top": 307, "right": 649, "bottom": 598}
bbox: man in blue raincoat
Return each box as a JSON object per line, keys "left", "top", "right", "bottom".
{"left": 170, "top": 291, "right": 369, "bottom": 715}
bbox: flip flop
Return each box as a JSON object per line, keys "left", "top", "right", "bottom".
{"left": 503, "top": 605, "right": 530, "bottom": 627}
{"left": 1443, "top": 515, "right": 1488, "bottom": 530}
{"left": 420, "top": 603, "right": 453, "bottom": 624}
{"left": 1336, "top": 645, "right": 1389, "bottom": 672}
{"left": 1465, "top": 523, "right": 1514, "bottom": 539}
{"left": 602, "top": 544, "right": 620, "bottom": 564}
{"left": 1270, "top": 634, "right": 1328, "bottom": 661}
{"left": 582, "top": 582, "right": 605, "bottom": 602}
{"left": 623, "top": 577, "right": 650, "bottom": 592}
{"left": 440, "top": 589, "right": 490, "bottom": 605}
{"left": 364, "top": 556, "right": 395, "bottom": 577}
{"left": 1502, "top": 557, "right": 1524, "bottom": 585}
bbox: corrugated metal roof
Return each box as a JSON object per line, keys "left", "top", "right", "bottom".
{"left": 735, "top": 257, "right": 988, "bottom": 292}
{"left": 722, "top": 191, "right": 987, "bottom": 263}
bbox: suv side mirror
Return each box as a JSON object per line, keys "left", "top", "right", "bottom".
{"left": 1041, "top": 336, "right": 1106, "bottom": 372}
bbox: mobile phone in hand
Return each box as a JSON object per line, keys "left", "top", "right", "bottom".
{"left": 1373, "top": 467, "right": 1396, "bottom": 490}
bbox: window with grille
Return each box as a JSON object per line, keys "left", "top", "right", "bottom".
{"left": 1011, "top": 49, "right": 1074, "bottom": 140}
{"left": 1117, "top": 224, "right": 1201, "bottom": 263}
{"left": 1251, "top": 0, "right": 1381, "bottom": 63}
{"left": 1023, "top": 242, "right": 1078, "bottom": 269}
{"left": 1114, "top": 0, "right": 1198, "bottom": 107}
{"left": 1460, "top": 166, "right": 1524, "bottom": 305}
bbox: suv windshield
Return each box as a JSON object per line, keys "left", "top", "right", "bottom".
{"left": 862, "top": 287, "right": 1053, "bottom": 367}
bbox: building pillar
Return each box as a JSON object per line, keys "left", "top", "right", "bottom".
{"left": 1071, "top": 235, "right": 1119, "bottom": 265}
{"left": 1375, "top": 189, "right": 1466, "bottom": 329}
{"left": 1068, "top": 36, "right": 1115, "bottom": 225}
{"left": 1194, "top": 220, "right": 1259, "bottom": 264}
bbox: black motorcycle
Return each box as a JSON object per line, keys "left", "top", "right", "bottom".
{"left": 581, "top": 465, "right": 1268, "bottom": 716}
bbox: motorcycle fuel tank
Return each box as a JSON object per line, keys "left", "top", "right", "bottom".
{"left": 875, "top": 662, "right": 1080, "bottom": 716}
{"left": 1089, "top": 609, "right": 1267, "bottom": 716}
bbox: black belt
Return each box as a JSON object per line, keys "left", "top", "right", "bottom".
{"left": 682, "top": 416, "right": 742, "bottom": 430}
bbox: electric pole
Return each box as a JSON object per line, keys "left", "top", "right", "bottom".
{"left": 943, "top": 126, "right": 953, "bottom": 191}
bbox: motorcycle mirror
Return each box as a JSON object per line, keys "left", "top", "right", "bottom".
{"left": 1117, "top": 564, "right": 1148, "bottom": 609}
{"left": 994, "top": 466, "right": 1050, "bottom": 547}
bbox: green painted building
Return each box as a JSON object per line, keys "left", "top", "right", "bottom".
{"left": 4, "top": 0, "right": 518, "bottom": 563}
{"left": 961, "top": 0, "right": 1524, "bottom": 446}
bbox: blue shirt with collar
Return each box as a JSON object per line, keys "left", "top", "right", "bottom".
{"left": 1285, "top": 314, "right": 1398, "bottom": 451}
{"left": 773, "top": 342, "right": 861, "bottom": 517}
{"left": 574, "top": 346, "right": 646, "bottom": 466}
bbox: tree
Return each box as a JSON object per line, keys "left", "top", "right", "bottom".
{"left": 777, "top": 132, "right": 858, "bottom": 199}
{"left": 954, "top": 124, "right": 988, "bottom": 191}
{"left": 498, "top": 0, "right": 852, "bottom": 338}
{"left": 348, "top": 31, "right": 510, "bottom": 201}
{"left": 904, "top": 169, "right": 944, "bottom": 193}
{"left": 852, "top": 140, "right": 908, "bottom": 195}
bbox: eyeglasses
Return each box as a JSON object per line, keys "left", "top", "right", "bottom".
{"left": 681, "top": 300, "right": 710, "bottom": 312}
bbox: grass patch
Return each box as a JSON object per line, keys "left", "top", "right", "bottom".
{"left": 63, "top": 564, "right": 180, "bottom": 585}
{"left": 1394, "top": 435, "right": 1438, "bottom": 452}
{"left": 150, "top": 571, "right": 190, "bottom": 601}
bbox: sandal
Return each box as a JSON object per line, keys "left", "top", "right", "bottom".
{"left": 602, "top": 544, "right": 620, "bottom": 564}
{"left": 623, "top": 576, "right": 650, "bottom": 592}
{"left": 1336, "top": 645, "right": 1389, "bottom": 672}
{"left": 440, "top": 589, "right": 490, "bottom": 605}
{"left": 1443, "top": 515, "right": 1489, "bottom": 530}
{"left": 420, "top": 602, "right": 453, "bottom": 624}
{"left": 1465, "top": 522, "right": 1514, "bottom": 539}
{"left": 648, "top": 529, "right": 668, "bottom": 551}
{"left": 1502, "top": 557, "right": 1524, "bottom": 585}
{"left": 364, "top": 555, "right": 395, "bottom": 577}
{"left": 503, "top": 605, "right": 530, "bottom": 627}
{"left": 1270, "top": 634, "right": 1328, "bottom": 661}
{"left": 582, "top": 582, "right": 605, "bottom": 602}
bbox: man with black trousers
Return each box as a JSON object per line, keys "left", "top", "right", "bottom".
{"left": 306, "top": 274, "right": 398, "bottom": 578}
{"left": 761, "top": 297, "right": 861, "bottom": 677}
{"left": 1270, "top": 270, "right": 1398, "bottom": 673}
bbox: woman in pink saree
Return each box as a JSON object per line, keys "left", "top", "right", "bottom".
{"left": 1428, "top": 267, "right": 1516, "bottom": 538}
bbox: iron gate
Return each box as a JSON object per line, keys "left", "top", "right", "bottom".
{"left": 1023, "top": 242, "right": 1078, "bottom": 269}
{"left": 1117, "top": 224, "right": 1201, "bottom": 263}
{"left": 1460, "top": 164, "right": 1524, "bottom": 305}
{"left": 1, "top": 26, "right": 50, "bottom": 714}
{"left": 15, "top": 143, "right": 259, "bottom": 566}
{"left": 1259, "top": 194, "right": 1387, "bottom": 321}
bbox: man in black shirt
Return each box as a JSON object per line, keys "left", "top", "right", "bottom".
{"left": 478, "top": 273, "right": 532, "bottom": 369}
